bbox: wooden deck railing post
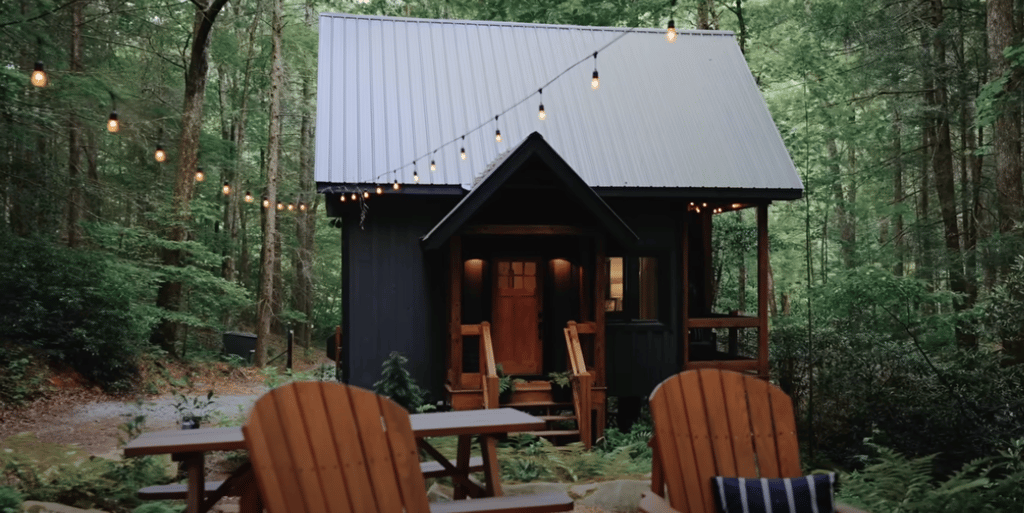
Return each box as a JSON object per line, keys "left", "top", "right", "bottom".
{"left": 480, "top": 322, "right": 499, "bottom": 409}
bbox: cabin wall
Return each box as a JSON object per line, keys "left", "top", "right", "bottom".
{"left": 602, "top": 198, "right": 686, "bottom": 397}
{"left": 336, "top": 195, "right": 458, "bottom": 399}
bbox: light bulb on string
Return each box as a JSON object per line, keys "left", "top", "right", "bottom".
{"left": 107, "top": 111, "right": 119, "bottom": 133}
{"left": 591, "top": 52, "right": 600, "bottom": 90}
{"left": 495, "top": 116, "right": 502, "bottom": 142}
{"left": 430, "top": 160, "right": 436, "bottom": 171}
{"left": 194, "top": 168, "right": 205, "bottom": 182}
{"left": 393, "top": 179, "right": 400, "bottom": 190}
{"left": 244, "top": 191, "right": 254, "bottom": 203}
{"left": 666, "top": 19, "right": 677, "bottom": 42}
{"left": 340, "top": 193, "right": 347, "bottom": 202}
{"left": 154, "top": 145, "right": 166, "bottom": 163}
{"left": 460, "top": 136, "right": 466, "bottom": 160}
{"left": 31, "top": 62, "right": 47, "bottom": 87}
{"left": 538, "top": 89, "right": 546, "bottom": 120}
{"left": 287, "top": 202, "right": 295, "bottom": 211}
{"left": 299, "top": 202, "right": 307, "bottom": 211}
{"left": 363, "top": 190, "right": 370, "bottom": 199}
{"left": 351, "top": 192, "right": 358, "bottom": 201}
{"left": 222, "top": 182, "right": 231, "bottom": 195}
{"left": 413, "top": 161, "right": 419, "bottom": 183}
{"left": 262, "top": 197, "right": 270, "bottom": 208}
{"left": 376, "top": 185, "right": 383, "bottom": 195}
{"left": 277, "top": 201, "right": 284, "bottom": 211}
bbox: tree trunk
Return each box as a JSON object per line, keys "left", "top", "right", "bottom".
{"left": 152, "top": 0, "right": 231, "bottom": 354}
{"left": 65, "top": 0, "right": 84, "bottom": 248}
{"left": 256, "top": 0, "right": 284, "bottom": 367}
{"left": 892, "top": 105, "right": 905, "bottom": 277}
{"left": 291, "top": 0, "right": 317, "bottom": 350}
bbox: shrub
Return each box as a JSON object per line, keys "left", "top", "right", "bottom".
{"left": 0, "top": 486, "right": 22, "bottom": 513}
{"left": 0, "top": 344, "right": 48, "bottom": 406}
{"left": 0, "top": 235, "right": 156, "bottom": 392}
{"left": 373, "top": 351, "right": 427, "bottom": 412}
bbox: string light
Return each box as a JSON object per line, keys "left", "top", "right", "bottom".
{"left": 194, "top": 168, "right": 205, "bottom": 182}
{"left": 222, "top": 182, "right": 231, "bottom": 195}
{"left": 277, "top": 201, "right": 284, "bottom": 211}
{"left": 154, "top": 145, "right": 166, "bottom": 163}
{"left": 460, "top": 135, "right": 466, "bottom": 160}
{"left": 494, "top": 116, "right": 502, "bottom": 142}
{"left": 363, "top": 190, "right": 370, "bottom": 199}
{"left": 538, "top": 89, "right": 546, "bottom": 120}
{"left": 667, "top": 0, "right": 678, "bottom": 42}
{"left": 591, "top": 52, "right": 600, "bottom": 90}
{"left": 107, "top": 111, "right": 119, "bottom": 133}
{"left": 376, "top": 185, "right": 383, "bottom": 194}
{"left": 262, "top": 197, "right": 270, "bottom": 208}
{"left": 31, "top": 62, "right": 47, "bottom": 87}
{"left": 393, "top": 179, "right": 400, "bottom": 190}
{"left": 244, "top": 191, "right": 254, "bottom": 203}
{"left": 351, "top": 192, "right": 358, "bottom": 201}
{"left": 299, "top": 202, "right": 307, "bottom": 211}
{"left": 287, "top": 203, "right": 295, "bottom": 211}
{"left": 340, "top": 194, "right": 346, "bottom": 202}
{"left": 430, "top": 160, "right": 436, "bottom": 171}
{"left": 413, "top": 161, "right": 419, "bottom": 182}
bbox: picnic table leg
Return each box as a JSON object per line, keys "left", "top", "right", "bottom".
{"left": 183, "top": 453, "right": 205, "bottom": 513}
{"left": 479, "top": 434, "right": 502, "bottom": 497}
{"left": 454, "top": 435, "right": 472, "bottom": 499}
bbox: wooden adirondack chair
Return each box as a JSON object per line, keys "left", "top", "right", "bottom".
{"left": 243, "top": 381, "right": 573, "bottom": 513}
{"left": 639, "top": 369, "right": 868, "bottom": 513}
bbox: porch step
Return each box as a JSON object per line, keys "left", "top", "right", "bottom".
{"left": 538, "top": 414, "right": 576, "bottom": 422}
{"left": 504, "top": 400, "right": 573, "bottom": 409}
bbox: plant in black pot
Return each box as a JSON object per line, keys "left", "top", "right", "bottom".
{"left": 496, "top": 364, "right": 523, "bottom": 404}
{"left": 548, "top": 371, "right": 573, "bottom": 403}
{"left": 173, "top": 390, "right": 216, "bottom": 429}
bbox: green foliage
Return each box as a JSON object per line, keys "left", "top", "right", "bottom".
{"left": 976, "top": 256, "right": 1024, "bottom": 347}
{"left": 837, "top": 439, "right": 1024, "bottom": 512}
{"left": 373, "top": 351, "right": 427, "bottom": 412}
{"left": 0, "top": 235, "right": 155, "bottom": 392}
{"left": 132, "top": 502, "right": 181, "bottom": 513}
{"left": 172, "top": 390, "right": 217, "bottom": 427}
{"left": 1, "top": 446, "right": 169, "bottom": 513}
{"left": 0, "top": 486, "right": 22, "bottom": 513}
{"left": 0, "top": 344, "right": 48, "bottom": 406}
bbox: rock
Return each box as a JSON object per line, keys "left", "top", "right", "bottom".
{"left": 21, "top": 501, "right": 108, "bottom": 513}
{"left": 503, "top": 482, "right": 571, "bottom": 497}
{"left": 569, "top": 482, "right": 600, "bottom": 499}
{"left": 577, "top": 479, "right": 652, "bottom": 513}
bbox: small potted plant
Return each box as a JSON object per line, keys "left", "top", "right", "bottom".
{"left": 496, "top": 364, "right": 523, "bottom": 404}
{"left": 548, "top": 371, "right": 573, "bottom": 403}
{"left": 173, "top": 390, "right": 217, "bottom": 429}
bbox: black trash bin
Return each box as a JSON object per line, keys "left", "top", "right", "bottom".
{"left": 223, "top": 332, "right": 257, "bottom": 364}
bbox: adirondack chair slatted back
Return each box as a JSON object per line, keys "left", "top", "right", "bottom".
{"left": 649, "top": 369, "right": 801, "bottom": 513}
{"left": 243, "top": 381, "right": 431, "bottom": 513}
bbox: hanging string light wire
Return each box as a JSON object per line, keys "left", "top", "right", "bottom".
{"left": 360, "top": 26, "right": 638, "bottom": 191}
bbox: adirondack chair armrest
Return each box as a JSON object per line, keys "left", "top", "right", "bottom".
{"left": 640, "top": 490, "right": 870, "bottom": 513}
{"left": 835, "top": 503, "right": 871, "bottom": 513}
{"left": 638, "top": 491, "right": 679, "bottom": 513}
{"left": 429, "top": 492, "right": 573, "bottom": 513}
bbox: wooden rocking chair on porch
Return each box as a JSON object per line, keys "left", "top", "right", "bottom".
{"left": 639, "top": 369, "right": 868, "bottom": 513}
{"left": 243, "top": 381, "right": 573, "bottom": 513}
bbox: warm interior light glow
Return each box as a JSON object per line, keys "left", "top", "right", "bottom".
{"left": 591, "top": 70, "right": 600, "bottom": 90}
{"left": 666, "top": 20, "right": 677, "bottom": 42}
{"left": 222, "top": 182, "right": 231, "bottom": 195}
{"left": 31, "top": 62, "right": 47, "bottom": 87}
{"left": 244, "top": 191, "right": 254, "bottom": 203}
{"left": 194, "top": 168, "right": 205, "bottom": 182}
{"left": 539, "top": 104, "right": 546, "bottom": 120}
{"left": 154, "top": 146, "right": 166, "bottom": 163}
{"left": 107, "top": 112, "right": 119, "bottom": 133}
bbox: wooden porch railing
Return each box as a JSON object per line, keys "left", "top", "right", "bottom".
{"left": 462, "top": 322, "right": 500, "bottom": 409}
{"left": 563, "top": 321, "right": 595, "bottom": 449}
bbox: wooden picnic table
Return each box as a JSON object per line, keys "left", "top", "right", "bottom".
{"left": 123, "top": 407, "right": 545, "bottom": 513}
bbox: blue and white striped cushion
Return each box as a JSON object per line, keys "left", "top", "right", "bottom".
{"left": 711, "top": 473, "right": 836, "bottom": 513}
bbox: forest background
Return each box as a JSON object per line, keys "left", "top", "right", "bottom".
{"left": 2, "top": 0, "right": 1024, "bottom": 489}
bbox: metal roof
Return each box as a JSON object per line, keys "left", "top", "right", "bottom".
{"left": 315, "top": 13, "right": 802, "bottom": 197}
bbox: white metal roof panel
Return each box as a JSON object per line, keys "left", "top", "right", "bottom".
{"left": 315, "top": 13, "right": 802, "bottom": 195}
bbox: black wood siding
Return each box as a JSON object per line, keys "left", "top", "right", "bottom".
{"left": 339, "top": 195, "right": 457, "bottom": 400}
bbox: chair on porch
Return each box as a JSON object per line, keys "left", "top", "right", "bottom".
{"left": 639, "top": 369, "right": 868, "bottom": 513}
{"left": 243, "top": 381, "right": 574, "bottom": 513}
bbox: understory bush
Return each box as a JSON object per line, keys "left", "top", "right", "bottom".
{"left": 0, "top": 344, "right": 48, "bottom": 407}
{"left": 0, "top": 486, "right": 21, "bottom": 513}
{"left": 0, "top": 235, "right": 155, "bottom": 392}
{"left": 837, "top": 439, "right": 1024, "bottom": 512}
{"left": 373, "top": 351, "right": 428, "bottom": 412}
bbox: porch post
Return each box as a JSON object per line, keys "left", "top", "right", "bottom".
{"left": 448, "top": 235, "right": 463, "bottom": 388}
{"left": 681, "top": 212, "right": 690, "bottom": 368}
{"left": 593, "top": 235, "right": 606, "bottom": 387}
{"left": 757, "top": 204, "right": 770, "bottom": 378}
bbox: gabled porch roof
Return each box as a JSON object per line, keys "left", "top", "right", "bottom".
{"left": 421, "top": 132, "right": 638, "bottom": 251}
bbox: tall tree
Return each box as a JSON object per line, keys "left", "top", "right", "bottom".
{"left": 987, "top": 0, "right": 1022, "bottom": 237}
{"left": 152, "top": 0, "right": 231, "bottom": 354}
{"left": 256, "top": 0, "right": 283, "bottom": 367}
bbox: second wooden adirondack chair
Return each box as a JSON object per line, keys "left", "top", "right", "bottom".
{"left": 639, "top": 369, "right": 868, "bottom": 513}
{"left": 243, "top": 381, "right": 573, "bottom": 513}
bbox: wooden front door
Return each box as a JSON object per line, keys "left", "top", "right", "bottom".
{"left": 492, "top": 259, "right": 543, "bottom": 375}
